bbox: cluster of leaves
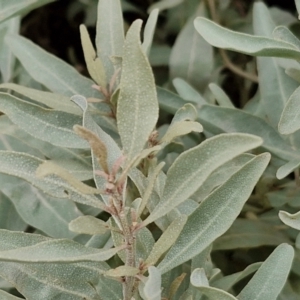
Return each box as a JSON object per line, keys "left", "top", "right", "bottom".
{"left": 0, "top": 0, "right": 299, "bottom": 299}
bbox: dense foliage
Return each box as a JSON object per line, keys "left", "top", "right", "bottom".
{"left": 0, "top": 0, "right": 299, "bottom": 299}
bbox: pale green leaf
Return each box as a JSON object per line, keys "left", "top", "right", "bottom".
{"left": 194, "top": 17, "right": 300, "bottom": 60}
{"left": 0, "top": 151, "right": 106, "bottom": 210}
{"left": 144, "top": 134, "right": 264, "bottom": 226}
{"left": 142, "top": 266, "right": 162, "bottom": 300}
{"left": 145, "top": 215, "right": 187, "bottom": 266}
{"left": 157, "top": 153, "right": 270, "bottom": 273}
{"left": 170, "top": 3, "right": 213, "bottom": 91}
{"left": 106, "top": 266, "right": 139, "bottom": 277}
{"left": 196, "top": 286, "right": 238, "bottom": 300}
{"left": 209, "top": 83, "right": 234, "bottom": 108}
{"left": 171, "top": 103, "right": 198, "bottom": 123}
{"left": 0, "top": 83, "right": 81, "bottom": 115}
{"left": 295, "top": 0, "right": 300, "bottom": 18}
{"left": 279, "top": 210, "right": 300, "bottom": 230}
{"left": 142, "top": 9, "right": 159, "bottom": 56}
{"left": 96, "top": 0, "right": 124, "bottom": 79}
{"left": 148, "top": 0, "right": 183, "bottom": 13}
{"left": 0, "top": 93, "right": 88, "bottom": 149}
{"left": 69, "top": 216, "right": 108, "bottom": 235}
{"left": 276, "top": 159, "right": 300, "bottom": 179}
{"left": 190, "top": 268, "right": 209, "bottom": 287}
{"left": 6, "top": 34, "right": 97, "bottom": 97}
{"left": 117, "top": 20, "right": 158, "bottom": 164}
{"left": 279, "top": 86, "right": 300, "bottom": 134}
{"left": 0, "top": 0, "right": 55, "bottom": 23}
{"left": 237, "top": 244, "right": 294, "bottom": 300}
{"left": 80, "top": 24, "right": 106, "bottom": 88}
{"left": 273, "top": 26, "right": 300, "bottom": 49}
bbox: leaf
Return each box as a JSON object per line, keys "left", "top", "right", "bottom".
{"left": 148, "top": 0, "right": 184, "bottom": 13}
{"left": 237, "top": 244, "right": 294, "bottom": 300}
{"left": 0, "top": 92, "right": 88, "bottom": 149}
{"left": 276, "top": 159, "right": 300, "bottom": 179}
{"left": 171, "top": 103, "right": 198, "bottom": 123}
{"left": 140, "top": 266, "right": 162, "bottom": 300}
{"left": 157, "top": 153, "right": 270, "bottom": 273}
{"left": 143, "top": 134, "right": 264, "bottom": 226}
{"left": 0, "top": 83, "right": 81, "bottom": 115}
{"left": 0, "top": 0, "right": 55, "bottom": 23}
{"left": 106, "top": 266, "right": 139, "bottom": 277}
{"left": 0, "top": 151, "right": 106, "bottom": 210}
{"left": 190, "top": 268, "right": 209, "bottom": 287}
{"left": 296, "top": 0, "right": 300, "bottom": 18}
{"left": 142, "top": 9, "right": 159, "bottom": 56}
{"left": 213, "top": 219, "right": 290, "bottom": 250}
{"left": 273, "top": 26, "right": 300, "bottom": 49}
{"left": 80, "top": 24, "right": 106, "bottom": 88}
{"left": 170, "top": 3, "right": 213, "bottom": 91}
{"left": 279, "top": 210, "right": 300, "bottom": 230}
{"left": 96, "top": 0, "right": 124, "bottom": 79}
{"left": 117, "top": 20, "right": 159, "bottom": 164}
{"left": 6, "top": 34, "right": 97, "bottom": 97}
{"left": 194, "top": 17, "right": 300, "bottom": 60}
{"left": 208, "top": 83, "right": 234, "bottom": 108}
{"left": 0, "top": 289, "right": 23, "bottom": 299}
{"left": 279, "top": 85, "right": 300, "bottom": 134}
{"left": 69, "top": 216, "right": 108, "bottom": 235}
{"left": 145, "top": 215, "right": 187, "bottom": 266}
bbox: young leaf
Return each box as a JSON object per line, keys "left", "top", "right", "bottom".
{"left": 80, "top": 24, "right": 106, "bottom": 88}
{"left": 0, "top": 92, "right": 88, "bottom": 149}
{"left": 194, "top": 17, "right": 300, "bottom": 60}
{"left": 96, "top": 0, "right": 124, "bottom": 79}
{"left": 6, "top": 34, "right": 97, "bottom": 97}
{"left": 140, "top": 266, "right": 162, "bottom": 300}
{"left": 143, "top": 134, "right": 264, "bottom": 226}
{"left": 171, "top": 103, "right": 198, "bottom": 124}
{"left": 142, "top": 9, "right": 159, "bottom": 56}
{"left": 276, "top": 159, "right": 300, "bottom": 179}
{"left": 279, "top": 210, "right": 300, "bottom": 230}
{"left": 106, "top": 266, "right": 139, "bottom": 277}
{"left": 69, "top": 216, "right": 108, "bottom": 235}
{"left": 117, "top": 20, "right": 158, "bottom": 164}
{"left": 237, "top": 244, "right": 294, "bottom": 300}
{"left": 208, "top": 83, "right": 234, "bottom": 108}
{"left": 190, "top": 268, "right": 209, "bottom": 287}
{"left": 157, "top": 153, "right": 270, "bottom": 273}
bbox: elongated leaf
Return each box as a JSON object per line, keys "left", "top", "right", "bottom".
{"left": 0, "top": 151, "right": 106, "bottom": 210}
{"left": 144, "top": 134, "right": 264, "bottom": 226}
{"left": 96, "top": 0, "right": 124, "bottom": 79}
{"left": 279, "top": 210, "right": 300, "bottom": 230}
{"left": 194, "top": 17, "right": 300, "bottom": 60}
{"left": 237, "top": 244, "right": 294, "bottom": 300}
{"left": 117, "top": 20, "right": 158, "bottom": 164}
{"left": 148, "top": 0, "right": 183, "bottom": 12}
{"left": 296, "top": 0, "right": 300, "bottom": 17}
{"left": 0, "top": 92, "right": 88, "bottom": 149}
{"left": 170, "top": 3, "right": 213, "bottom": 91}
{"left": 142, "top": 9, "right": 159, "bottom": 56}
{"left": 145, "top": 215, "right": 187, "bottom": 266}
{"left": 277, "top": 159, "right": 300, "bottom": 179}
{"left": 140, "top": 266, "right": 162, "bottom": 300}
{"left": 157, "top": 153, "right": 270, "bottom": 273}
{"left": 6, "top": 34, "right": 97, "bottom": 97}
{"left": 279, "top": 86, "right": 300, "bottom": 134}
{"left": 0, "top": 0, "right": 55, "bottom": 23}
{"left": 69, "top": 216, "right": 108, "bottom": 235}
{"left": 273, "top": 26, "right": 300, "bottom": 49}
{"left": 209, "top": 83, "right": 234, "bottom": 108}
{"left": 106, "top": 266, "right": 139, "bottom": 277}
{"left": 0, "top": 83, "right": 81, "bottom": 115}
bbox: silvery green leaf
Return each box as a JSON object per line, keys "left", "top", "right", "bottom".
{"left": 96, "top": 0, "right": 124, "bottom": 79}
{"left": 145, "top": 215, "right": 187, "bottom": 266}
{"left": 0, "top": 93, "right": 88, "bottom": 149}
{"left": 212, "top": 263, "right": 262, "bottom": 292}
{"left": 279, "top": 210, "right": 300, "bottom": 230}
{"left": 69, "top": 216, "right": 108, "bottom": 235}
{"left": 144, "top": 134, "right": 264, "bottom": 226}
{"left": 190, "top": 268, "right": 209, "bottom": 287}
{"left": 117, "top": 20, "right": 158, "bottom": 164}
{"left": 142, "top": 9, "right": 159, "bottom": 56}
{"left": 170, "top": 3, "right": 213, "bottom": 91}
{"left": 106, "top": 266, "right": 139, "bottom": 277}
{"left": 173, "top": 78, "right": 206, "bottom": 105}
{"left": 295, "top": 0, "right": 300, "bottom": 17}
{"left": 279, "top": 86, "right": 300, "bottom": 134}
{"left": 0, "top": 289, "right": 23, "bottom": 299}
{"left": 208, "top": 83, "right": 234, "bottom": 108}
{"left": 148, "top": 0, "right": 183, "bottom": 12}
{"left": 171, "top": 103, "right": 198, "bottom": 124}
{"left": 6, "top": 34, "right": 96, "bottom": 97}
{"left": 0, "top": 17, "right": 19, "bottom": 82}
{"left": 194, "top": 17, "right": 300, "bottom": 60}
{"left": 237, "top": 244, "right": 294, "bottom": 300}
{"left": 140, "top": 266, "right": 162, "bottom": 300}
{"left": 276, "top": 159, "right": 300, "bottom": 179}
{"left": 0, "top": 190, "right": 26, "bottom": 231}
{"left": 0, "top": 83, "right": 81, "bottom": 115}
{"left": 213, "top": 219, "right": 289, "bottom": 250}
{"left": 0, "top": 151, "right": 106, "bottom": 210}
{"left": 0, "top": 174, "right": 81, "bottom": 238}
{"left": 157, "top": 153, "right": 270, "bottom": 273}
{"left": 0, "top": 0, "right": 55, "bottom": 23}
{"left": 253, "top": 2, "right": 298, "bottom": 128}
{"left": 273, "top": 26, "right": 300, "bottom": 49}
